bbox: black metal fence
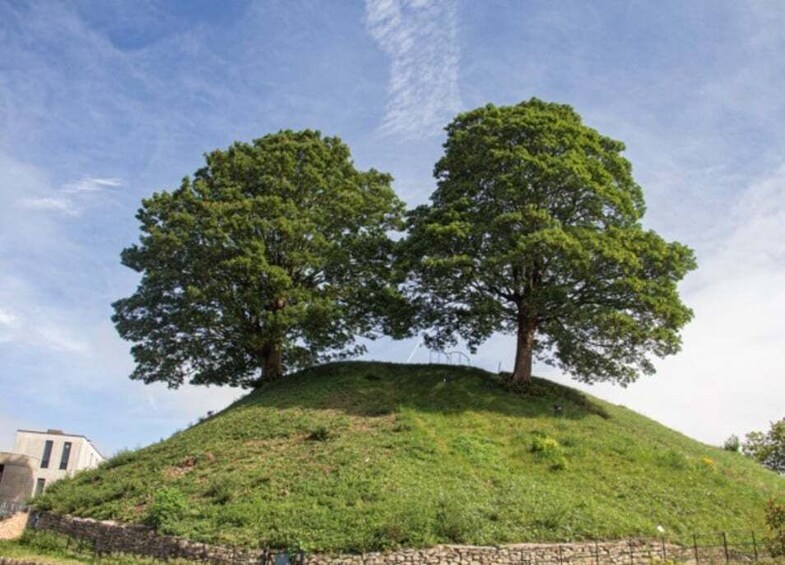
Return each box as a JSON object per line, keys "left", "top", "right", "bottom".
{"left": 0, "top": 499, "right": 28, "bottom": 518}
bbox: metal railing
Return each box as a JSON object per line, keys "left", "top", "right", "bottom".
{"left": 428, "top": 350, "right": 471, "bottom": 366}
{"left": 0, "top": 499, "right": 28, "bottom": 517}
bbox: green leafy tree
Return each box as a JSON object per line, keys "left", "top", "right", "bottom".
{"left": 113, "top": 130, "right": 405, "bottom": 386}
{"left": 743, "top": 418, "right": 785, "bottom": 473}
{"left": 404, "top": 99, "right": 696, "bottom": 385}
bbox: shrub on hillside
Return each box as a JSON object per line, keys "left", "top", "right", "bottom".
{"left": 205, "top": 480, "right": 234, "bottom": 505}
{"left": 435, "top": 498, "right": 480, "bottom": 543}
{"left": 531, "top": 435, "right": 568, "bottom": 471}
{"left": 307, "top": 426, "right": 331, "bottom": 442}
{"left": 144, "top": 487, "right": 189, "bottom": 535}
{"left": 101, "top": 449, "right": 137, "bottom": 470}
{"left": 766, "top": 497, "right": 785, "bottom": 557}
{"left": 723, "top": 434, "right": 740, "bottom": 452}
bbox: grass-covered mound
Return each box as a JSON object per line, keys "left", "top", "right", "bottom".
{"left": 37, "top": 362, "right": 785, "bottom": 552}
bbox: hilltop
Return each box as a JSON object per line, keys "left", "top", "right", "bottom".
{"left": 36, "top": 362, "right": 785, "bottom": 552}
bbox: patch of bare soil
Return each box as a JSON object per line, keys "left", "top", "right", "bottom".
{"left": 0, "top": 511, "right": 28, "bottom": 540}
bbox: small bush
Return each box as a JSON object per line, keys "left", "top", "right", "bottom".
{"left": 531, "top": 436, "right": 568, "bottom": 471}
{"left": 206, "top": 480, "right": 233, "bottom": 505}
{"left": 307, "top": 426, "right": 331, "bottom": 442}
{"left": 217, "top": 504, "right": 253, "bottom": 527}
{"left": 531, "top": 436, "right": 561, "bottom": 454}
{"left": 723, "top": 434, "right": 740, "bottom": 452}
{"left": 19, "top": 530, "right": 65, "bottom": 552}
{"left": 371, "top": 505, "right": 431, "bottom": 549}
{"left": 100, "top": 449, "right": 137, "bottom": 470}
{"left": 699, "top": 456, "right": 717, "bottom": 471}
{"left": 144, "top": 487, "right": 189, "bottom": 535}
{"left": 765, "top": 497, "right": 785, "bottom": 557}
{"left": 660, "top": 449, "right": 688, "bottom": 470}
{"left": 392, "top": 421, "right": 412, "bottom": 433}
{"left": 363, "top": 402, "right": 396, "bottom": 416}
{"left": 435, "top": 499, "right": 476, "bottom": 543}
{"left": 550, "top": 456, "right": 568, "bottom": 471}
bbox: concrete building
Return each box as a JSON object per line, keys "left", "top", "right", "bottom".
{"left": 0, "top": 429, "right": 104, "bottom": 504}
{"left": 0, "top": 453, "right": 37, "bottom": 505}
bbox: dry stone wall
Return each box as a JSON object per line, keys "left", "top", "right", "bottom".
{"left": 28, "top": 511, "right": 717, "bottom": 564}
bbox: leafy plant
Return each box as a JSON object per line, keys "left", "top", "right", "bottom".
{"left": 531, "top": 435, "right": 568, "bottom": 471}
{"left": 205, "top": 480, "right": 234, "bottom": 505}
{"left": 307, "top": 426, "right": 331, "bottom": 442}
{"left": 765, "top": 497, "right": 785, "bottom": 557}
{"left": 101, "top": 449, "right": 138, "bottom": 470}
{"left": 723, "top": 435, "right": 740, "bottom": 452}
{"left": 144, "top": 487, "right": 189, "bottom": 535}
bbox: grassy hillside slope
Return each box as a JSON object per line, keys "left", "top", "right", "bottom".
{"left": 37, "top": 362, "right": 785, "bottom": 552}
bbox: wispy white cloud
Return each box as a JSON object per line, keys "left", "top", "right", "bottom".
{"left": 18, "top": 176, "right": 121, "bottom": 216}
{"left": 0, "top": 280, "right": 91, "bottom": 355}
{"left": 0, "top": 306, "right": 20, "bottom": 344}
{"left": 63, "top": 176, "right": 122, "bottom": 194}
{"left": 20, "top": 196, "right": 79, "bottom": 215}
{"left": 365, "top": 0, "right": 461, "bottom": 137}
{"left": 0, "top": 306, "right": 19, "bottom": 328}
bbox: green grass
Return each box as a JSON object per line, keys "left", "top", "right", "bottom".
{"left": 0, "top": 530, "right": 189, "bottom": 564}
{"left": 34, "top": 362, "right": 785, "bottom": 553}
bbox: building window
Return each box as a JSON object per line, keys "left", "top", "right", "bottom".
{"left": 0, "top": 464, "right": 5, "bottom": 484}
{"left": 41, "top": 440, "right": 53, "bottom": 468}
{"left": 59, "top": 442, "right": 72, "bottom": 470}
{"left": 34, "top": 478, "right": 46, "bottom": 496}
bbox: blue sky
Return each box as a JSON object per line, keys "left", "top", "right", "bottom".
{"left": 2, "top": 0, "right": 785, "bottom": 455}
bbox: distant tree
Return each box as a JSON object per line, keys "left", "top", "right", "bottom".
{"left": 743, "top": 418, "right": 785, "bottom": 473}
{"left": 113, "top": 130, "right": 406, "bottom": 386}
{"left": 723, "top": 434, "right": 741, "bottom": 452}
{"left": 403, "top": 99, "right": 696, "bottom": 385}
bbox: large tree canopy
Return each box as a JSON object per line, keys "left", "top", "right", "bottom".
{"left": 404, "top": 99, "right": 696, "bottom": 385}
{"left": 113, "top": 130, "right": 405, "bottom": 387}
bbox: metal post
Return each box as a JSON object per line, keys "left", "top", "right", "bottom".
{"left": 661, "top": 536, "right": 666, "bottom": 561}
{"left": 628, "top": 539, "right": 634, "bottom": 565}
{"left": 693, "top": 533, "right": 700, "bottom": 564}
{"left": 594, "top": 540, "right": 600, "bottom": 565}
{"left": 752, "top": 531, "right": 758, "bottom": 562}
{"left": 722, "top": 532, "right": 729, "bottom": 563}
{"left": 558, "top": 544, "right": 563, "bottom": 564}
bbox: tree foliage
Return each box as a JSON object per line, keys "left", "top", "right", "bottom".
{"left": 403, "top": 99, "right": 696, "bottom": 385}
{"left": 765, "top": 497, "right": 785, "bottom": 557}
{"left": 743, "top": 418, "right": 785, "bottom": 473}
{"left": 113, "top": 130, "right": 405, "bottom": 386}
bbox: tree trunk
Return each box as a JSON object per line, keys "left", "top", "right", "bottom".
{"left": 512, "top": 312, "right": 537, "bottom": 385}
{"left": 261, "top": 340, "right": 283, "bottom": 381}
{"left": 260, "top": 297, "right": 287, "bottom": 382}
